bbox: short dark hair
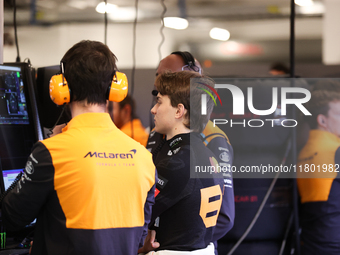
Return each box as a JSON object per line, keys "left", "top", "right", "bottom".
{"left": 270, "top": 62, "right": 289, "bottom": 74}
{"left": 155, "top": 71, "right": 215, "bottom": 133}
{"left": 305, "top": 88, "right": 340, "bottom": 129}
{"left": 310, "top": 79, "right": 340, "bottom": 93}
{"left": 107, "top": 95, "right": 137, "bottom": 120}
{"left": 61, "top": 40, "right": 118, "bottom": 105}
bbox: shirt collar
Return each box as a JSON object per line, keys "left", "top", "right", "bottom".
{"left": 62, "top": 113, "right": 116, "bottom": 132}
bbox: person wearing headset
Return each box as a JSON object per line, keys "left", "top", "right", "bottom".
{"left": 297, "top": 85, "right": 340, "bottom": 255}
{"left": 1, "top": 40, "right": 156, "bottom": 255}
{"left": 146, "top": 51, "right": 235, "bottom": 254}
{"left": 139, "top": 71, "right": 224, "bottom": 254}
{"left": 107, "top": 95, "right": 149, "bottom": 146}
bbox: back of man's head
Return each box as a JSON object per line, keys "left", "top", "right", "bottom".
{"left": 61, "top": 40, "right": 118, "bottom": 105}
{"left": 269, "top": 62, "right": 289, "bottom": 75}
{"left": 305, "top": 87, "right": 340, "bottom": 129}
{"left": 156, "top": 51, "right": 202, "bottom": 76}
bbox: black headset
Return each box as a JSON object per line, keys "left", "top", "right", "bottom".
{"left": 171, "top": 51, "right": 201, "bottom": 74}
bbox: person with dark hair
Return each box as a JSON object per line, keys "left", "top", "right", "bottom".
{"left": 139, "top": 71, "right": 225, "bottom": 254}
{"left": 1, "top": 40, "right": 156, "bottom": 255}
{"left": 297, "top": 86, "right": 340, "bottom": 255}
{"left": 146, "top": 51, "right": 234, "bottom": 255}
{"left": 269, "top": 62, "right": 289, "bottom": 76}
{"left": 107, "top": 95, "right": 148, "bottom": 146}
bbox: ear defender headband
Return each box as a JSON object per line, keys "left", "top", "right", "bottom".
{"left": 49, "top": 62, "right": 128, "bottom": 105}
{"left": 171, "top": 51, "right": 201, "bottom": 74}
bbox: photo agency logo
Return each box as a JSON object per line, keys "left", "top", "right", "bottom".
{"left": 199, "top": 79, "right": 312, "bottom": 128}
{"left": 197, "top": 82, "right": 223, "bottom": 113}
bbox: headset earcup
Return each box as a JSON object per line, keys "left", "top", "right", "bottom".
{"left": 108, "top": 71, "right": 128, "bottom": 102}
{"left": 49, "top": 74, "right": 71, "bottom": 105}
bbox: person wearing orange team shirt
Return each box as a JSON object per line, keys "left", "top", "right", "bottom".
{"left": 107, "top": 95, "right": 148, "bottom": 146}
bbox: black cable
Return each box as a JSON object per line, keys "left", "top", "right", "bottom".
{"left": 227, "top": 140, "right": 292, "bottom": 255}
{"left": 47, "top": 105, "right": 66, "bottom": 138}
{"left": 148, "top": 0, "right": 167, "bottom": 131}
{"left": 23, "top": 58, "right": 31, "bottom": 65}
{"left": 289, "top": 2, "right": 296, "bottom": 141}
{"left": 130, "top": 0, "right": 139, "bottom": 97}
{"left": 158, "top": 0, "right": 167, "bottom": 64}
{"left": 104, "top": 0, "right": 108, "bottom": 45}
{"left": 129, "top": 0, "right": 139, "bottom": 139}
{"left": 279, "top": 212, "right": 294, "bottom": 255}
{"left": 289, "top": 1, "right": 301, "bottom": 254}
{"left": 13, "top": 0, "right": 20, "bottom": 62}
{"left": 290, "top": 0, "right": 295, "bottom": 79}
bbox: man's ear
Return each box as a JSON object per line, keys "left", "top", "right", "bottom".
{"left": 317, "top": 114, "right": 327, "bottom": 129}
{"left": 175, "top": 104, "right": 186, "bottom": 119}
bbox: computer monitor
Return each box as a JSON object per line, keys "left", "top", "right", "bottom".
{"left": 0, "top": 62, "right": 42, "bottom": 187}
{"left": 0, "top": 164, "right": 36, "bottom": 235}
{"left": 1, "top": 168, "right": 23, "bottom": 191}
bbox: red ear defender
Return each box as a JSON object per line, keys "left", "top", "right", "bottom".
{"left": 107, "top": 71, "right": 128, "bottom": 102}
{"left": 49, "top": 74, "right": 71, "bottom": 105}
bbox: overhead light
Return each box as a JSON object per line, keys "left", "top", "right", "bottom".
{"left": 209, "top": 27, "right": 230, "bottom": 41}
{"left": 95, "top": 2, "right": 117, "bottom": 14}
{"left": 163, "top": 17, "right": 189, "bottom": 30}
{"left": 295, "top": 0, "right": 314, "bottom": 7}
{"left": 298, "top": 2, "right": 324, "bottom": 14}
{"left": 108, "top": 7, "right": 145, "bottom": 21}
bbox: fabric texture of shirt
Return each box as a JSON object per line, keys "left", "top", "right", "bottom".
{"left": 2, "top": 113, "right": 156, "bottom": 255}
{"left": 146, "top": 120, "right": 235, "bottom": 246}
{"left": 297, "top": 129, "right": 340, "bottom": 255}
{"left": 201, "top": 121, "right": 234, "bottom": 242}
{"left": 150, "top": 132, "right": 225, "bottom": 252}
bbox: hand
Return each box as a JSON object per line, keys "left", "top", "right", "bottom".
{"left": 138, "top": 230, "right": 160, "bottom": 254}
{"left": 50, "top": 123, "right": 67, "bottom": 137}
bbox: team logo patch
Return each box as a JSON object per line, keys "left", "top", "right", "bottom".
{"left": 156, "top": 175, "right": 168, "bottom": 189}
{"left": 25, "top": 161, "right": 34, "bottom": 175}
{"left": 84, "top": 149, "right": 137, "bottom": 159}
{"left": 169, "top": 137, "right": 182, "bottom": 148}
{"left": 219, "top": 152, "right": 230, "bottom": 162}
{"left": 173, "top": 147, "right": 181, "bottom": 154}
{"left": 155, "top": 188, "right": 160, "bottom": 197}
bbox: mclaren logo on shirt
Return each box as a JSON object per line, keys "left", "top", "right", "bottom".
{"left": 84, "top": 149, "right": 137, "bottom": 159}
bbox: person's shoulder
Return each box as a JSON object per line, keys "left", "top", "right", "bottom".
{"left": 156, "top": 151, "right": 191, "bottom": 182}
{"left": 202, "top": 120, "right": 231, "bottom": 144}
{"left": 189, "top": 133, "right": 216, "bottom": 157}
{"left": 118, "top": 130, "right": 152, "bottom": 154}
{"left": 302, "top": 130, "right": 340, "bottom": 153}
{"left": 40, "top": 131, "right": 69, "bottom": 148}
{"left": 156, "top": 135, "right": 191, "bottom": 170}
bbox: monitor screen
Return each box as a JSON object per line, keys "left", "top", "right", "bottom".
{"left": 2, "top": 168, "right": 23, "bottom": 191}
{"left": 0, "top": 167, "right": 37, "bottom": 226}
{"left": 0, "top": 65, "right": 29, "bottom": 124}
{"left": 0, "top": 63, "right": 42, "bottom": 180}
